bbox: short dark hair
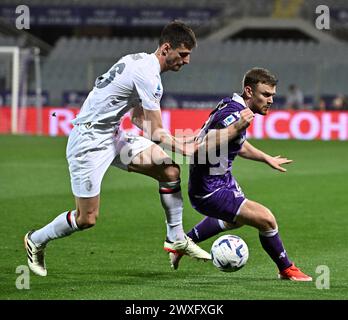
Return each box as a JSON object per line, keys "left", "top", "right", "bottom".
{"left": 243, "top": 67, "right": 278, "bottom": 90}
{"left": 159, "top": 21, "right": 197, "bottom": 50}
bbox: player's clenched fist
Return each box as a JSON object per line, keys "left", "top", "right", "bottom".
{"left": 235, "top": 108, "right": 254, "bottom": 131}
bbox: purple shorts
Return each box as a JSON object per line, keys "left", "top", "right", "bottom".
{"left": 189, "top": 179, "right": 246, "bottom": 223}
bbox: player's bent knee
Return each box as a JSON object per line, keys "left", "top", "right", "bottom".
{"left": 162, "top": 164, "right": 180, "bottom": 181}
{"left": 259, "top": 209, "right": 277, "bottom": 231}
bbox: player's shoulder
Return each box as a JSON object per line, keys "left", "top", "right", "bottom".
{"left": 125, "top": 52, "right": 160, "bottom": 80}
{"left": 124, "top": 52, "right": 157, "bottom": 68}
{"left": 213, "top": 96, "right": 243, "bottom": 116}
{"left": 212, "top": 95, "right": 245, "bottom": 127}
{"left": 221, "top": 95, "right": 245, "bottom": 111}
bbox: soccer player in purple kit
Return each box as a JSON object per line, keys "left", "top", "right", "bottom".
{"left": 170, "top": 67, "right": 312, "bottom": 281}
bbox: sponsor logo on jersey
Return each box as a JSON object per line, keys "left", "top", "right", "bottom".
{"left": 223, "top": 111, "right": 240, "bottom": 127}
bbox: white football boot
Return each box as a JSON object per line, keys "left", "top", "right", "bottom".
{"left": 169, "top": 252, "right": 183, "bottom": 270}
{"left": 24, "top": 231, "right": 47, "bottom": 277}
{"left": 164, "top": 235, "right": 211, "bottom": 268}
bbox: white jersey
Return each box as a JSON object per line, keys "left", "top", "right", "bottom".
{"left": 72, "top": 52, "right": 163, "bottom": 126}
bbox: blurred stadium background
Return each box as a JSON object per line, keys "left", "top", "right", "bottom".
{"left": 0, "top": 0, "right": 348, "bottom": 138}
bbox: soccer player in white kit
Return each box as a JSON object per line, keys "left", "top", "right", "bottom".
{"left": 24, "top": 21, "right": 211, "bottom": 276}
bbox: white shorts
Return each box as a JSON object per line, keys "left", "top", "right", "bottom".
{"left": 66, "top": 123, "right": 154, "bottom": 198}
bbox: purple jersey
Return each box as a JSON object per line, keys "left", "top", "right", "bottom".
{"left": 189, "top": 94, "right": 247, "bottom": 197}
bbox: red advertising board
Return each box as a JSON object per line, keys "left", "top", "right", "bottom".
{"left": 1, "top": 107, "right": 348, "bottom": 140}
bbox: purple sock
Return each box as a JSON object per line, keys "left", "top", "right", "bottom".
{"left": 187, "top": 216, "right": 223, "bottom": 243}
{"left": 259, "top": 231, "right": 292, "bottom": 272}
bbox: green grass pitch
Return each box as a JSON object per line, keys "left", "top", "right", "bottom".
{"left": 0, "top": 135, "right": 347, "bottom": 300}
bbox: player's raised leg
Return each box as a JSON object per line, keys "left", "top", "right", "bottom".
{"left": 128, "top": 144, "right": 211, "bottom": 262}
{"left": 236, "top": 199, "right": 312, "bottom": 281}
{"left": 186, "top": 217, "right": 243, "bottom": 243}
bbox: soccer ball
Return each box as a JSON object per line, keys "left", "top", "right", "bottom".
{"left": 211, "top": 235, "right": 249, "bottom": 272}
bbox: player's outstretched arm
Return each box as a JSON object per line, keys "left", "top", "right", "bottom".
{"left": 143, "top": 109, "right": 193, "bottom": 155}
{"left": 239, "top": 140, "right": 293, "bottom": 172}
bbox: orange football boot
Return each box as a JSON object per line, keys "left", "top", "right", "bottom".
{"left": 279, "top": 264, "right": 312, "bottom": 281}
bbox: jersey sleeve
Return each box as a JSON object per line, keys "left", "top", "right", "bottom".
{"left": 133, "top": 66, "right": 162, "bottom": 111}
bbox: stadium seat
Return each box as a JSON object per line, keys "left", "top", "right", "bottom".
{"left": 34, "top": 36, "right": 348, "bottom": 105}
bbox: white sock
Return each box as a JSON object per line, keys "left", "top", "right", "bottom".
{"left": 159, "top": 180, "right": 185, "bottom": 242}
{"left": 30, "top": 210, "right": 80, "bottom": 247}
{"left": 259, "top": 228, "right": 278, "bottom": 237}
